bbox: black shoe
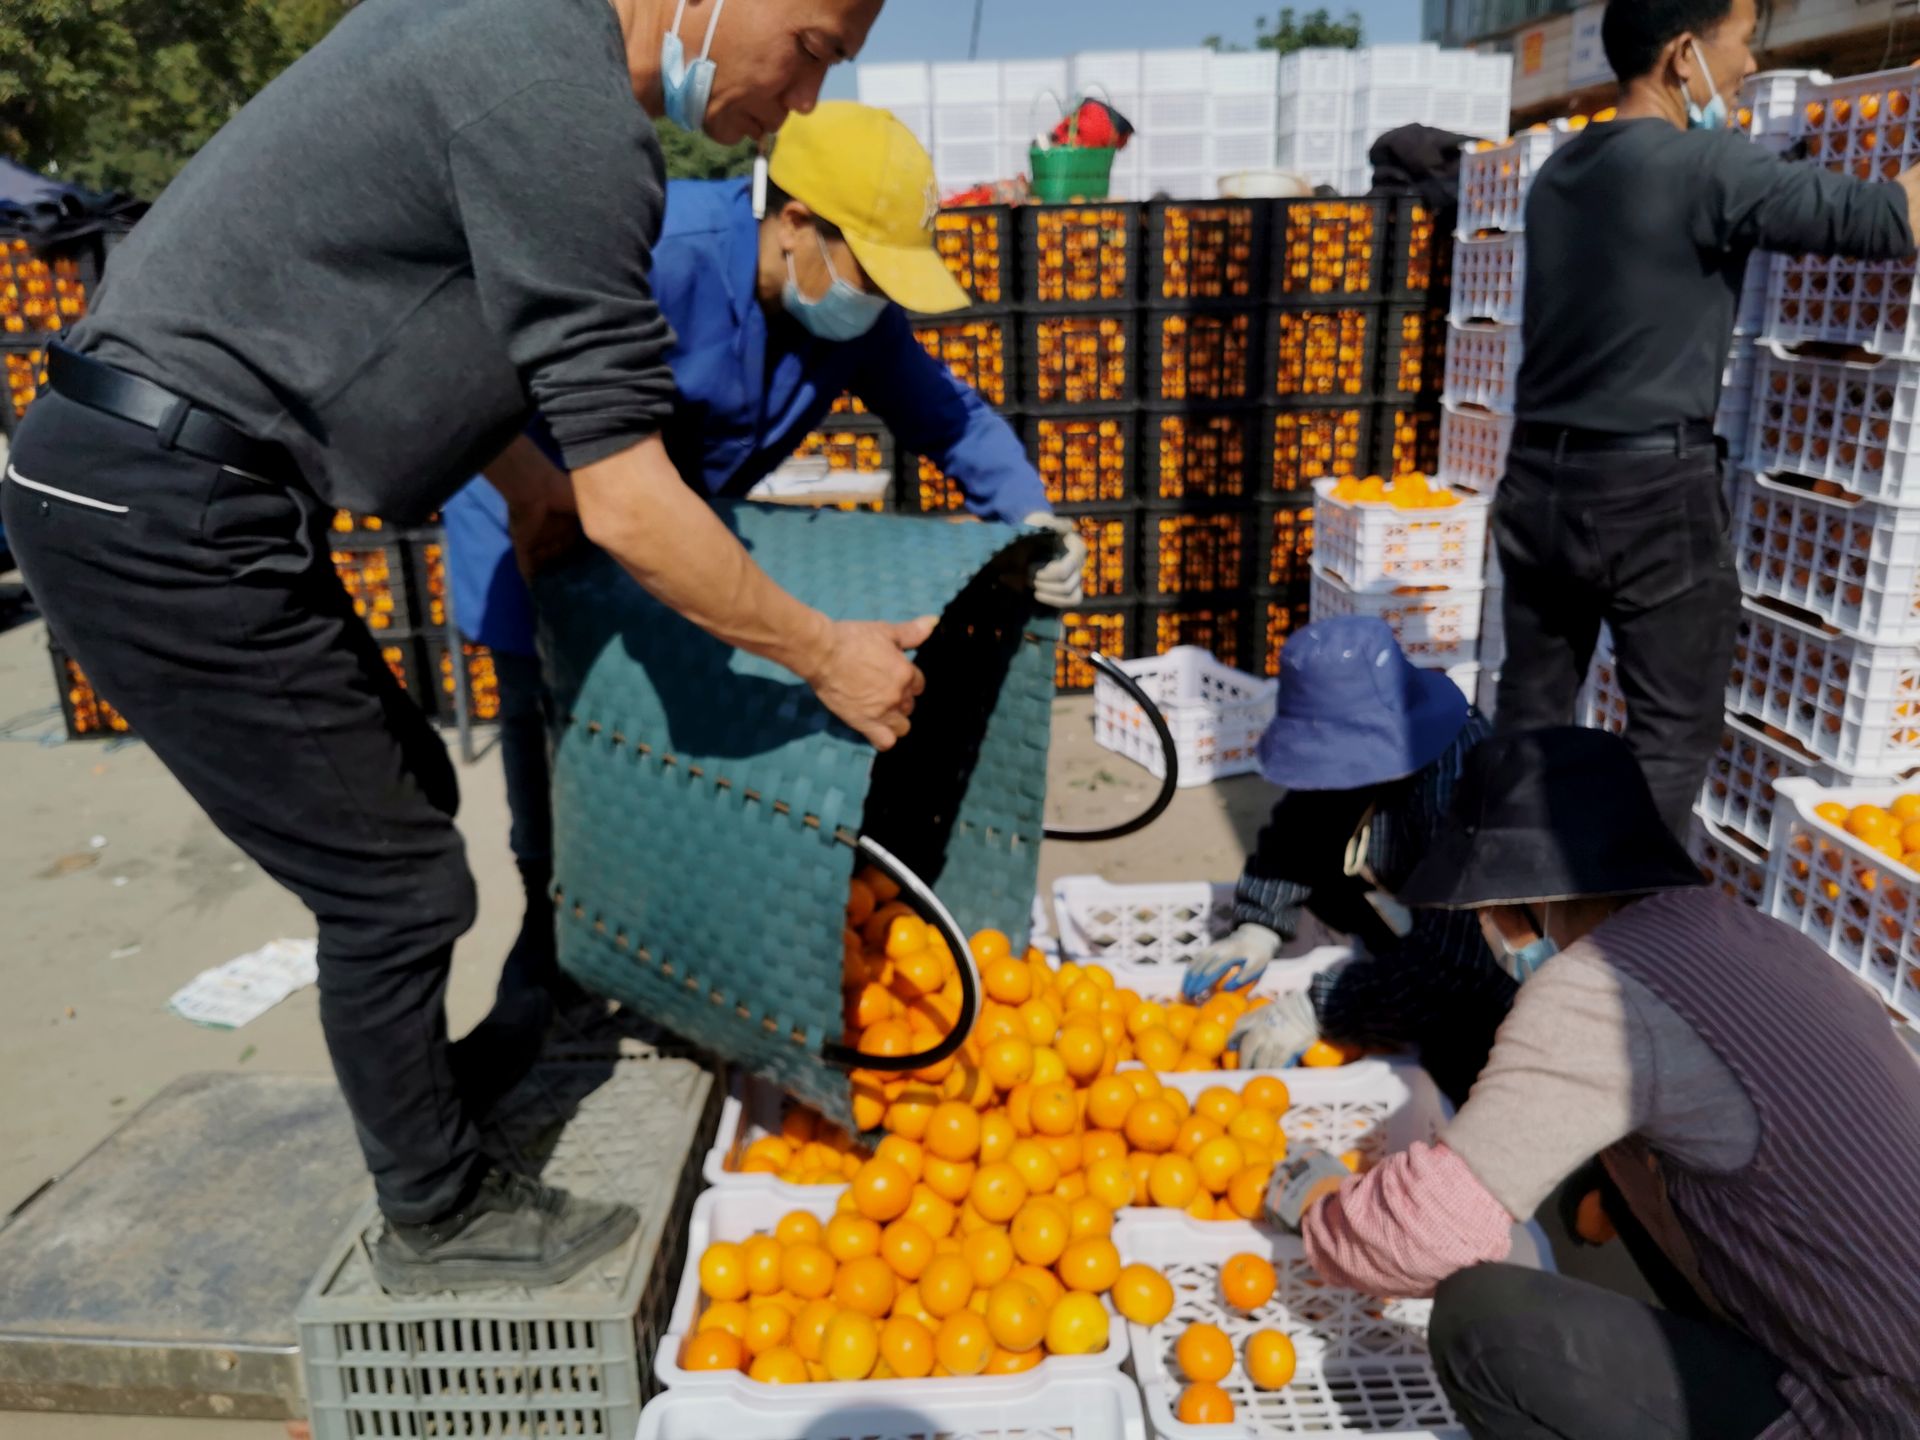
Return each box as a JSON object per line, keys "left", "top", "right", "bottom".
{"left": 371, "top": 1167, "right": 639, "bottom": 1293}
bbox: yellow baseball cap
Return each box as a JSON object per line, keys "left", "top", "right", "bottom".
{"left": 768, "top": 101, "right": 970, "bottom": 315}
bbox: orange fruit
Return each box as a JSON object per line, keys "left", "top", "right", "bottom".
{"left": 1084, "top": 1129, "right": 1128, "bottom": 1167}
{"left": 880, "top": 1218, "right": 935, "bottom": 1281}
{"left": 1300, "top": 1039, "right": 1356, "bottom": 1067}
{"left": 1186, "top": 1192, "right": 1219, "bottom": 1222}
{"left": 890, "top": 1281, "right": 933, "bottom": 1328}
{"left": 1085, "top": 1075, "right": 1136, "bottom": 1130}
{"left": 1193, "top": 1136, "right": 1247, "bottom": 1195}
{"left": 962, "top": 1226, "right": 1016, "bottom": 1286}
{"left": 1010, "top": 1199, "right": 1070, "bottom": 1265}
{"left": 969, "top": 1162, "right": 1029, "bottom": 1223}
{"left": 1176, "top": 1115, "right": 1224, "bottom": 1157}
{"left": 1069, "top": 1195, "right": 1115, "bottom": 1240}
{"left": 742, "top": 1300, "right": 792, "bottom": 1357}
{"left": 698, "top": 1299, "right": 751, "bottom": 1338}
{"left": 1085, "top": 1156, "right": 1135, "bottom": 1211}
{"left": 1030, "top": 1046, "right": 1068, "bottom": 1087}
{"left": 742, "top": 1236, "right": 784, "bottom": 1297}
{"left": 1127, "top": 1151, "right": 1157, "bottom": 1206}
{"left": 1228, "top": 1162, "right": 1275, "bottom": 1220}
{"left": 1124, "top": 1069, "right": 1164, "bottom": 1100}
{"left": 1054, "top": 1170, "right": 1089, "bottom": 1202}
{"left": 970, "top": 929, "right": 1013, "bottom": 964}
{"left": 905, "top": 1185, "right": 957, "bottom": 1239}
{"left": 1044, "top": 1130, "right": 1085, "bottom": 1176}
{"left": 1228, "top": 1108, "right": 1278, "bottom": 1150}
{"left": 979, "top": 1112, "right": 1016, "bottom": 1164}
{"left": 699, "top": 1241, "right": 748, "bottom": 1302}
{"left": 1013, "top": 1261, "right": 1065, "bottom": 1309}
{"left": 1125, "top": 1097, "right": 1180, "bottom": 1153}
{"left": 1245, "top": 1329, "right": 1298, "bottom": 1389}
{"left": 1149, "top": 1153, "right": 1201, "bottom": 1209}
{"left": 747, "top": 1345, "right": 807, "bottom": 1384}
{"left": 922, "top": 1100, "right": 980, "bottom": 1161}
{"left": 1057, "top": 1025, "right": 1108, "bottom": 1081}
{"left": 1241, "top": 1075, "right": 1290, "bottom": 1113}
{"left": 1848, "top": 804, "right": 1896, "bottom": 841}
{"left": 984, "top": 1280, "right": 1048, "bottom": 1352}
{"left": 1176, "top": 1321, "right": 1234, "bottom": 1382}
{"left": 983, "top": 1036, "right": 1035, "bottom": 1090}
{"left": 853, "top": 1158, "right": 914, "bottom": 1221}
{"left": 847, "top": 876, "right": 878, "bottom": 925}
{"left": 1133, "top": 1025, "right": 1183, "bottom": 1071}
{"left": 780, "top": 1242, "right": 836, "bottom": 1300}
{"left": 919, "top": 1253, "right": 975, "bottom": 1318}
{"left": 861, "top": 1018, "right": 914, "bottom": 1059}
{"left": 1221, "top": 1252, "right": 1278, "bottom": 1312}
{"left": 879, "top": 1315, "right": 935, "bottom": 1379}
{"left": 1815, "top": 800, "right": 1850, "bottom": 826}
{"left": 832, "top": 1255, "right": 898, "bottom": 1318}
{"left": 1126, "top": 1000, "right": 1167, "bottom": 1038}
{"left": 1005, "top": 1083, "right": 1036, "bottom": 1137}
{"left": 1112, "top": 1263, "right": 1175, "bottom": 1325}
{"left": 1176, "top": 1380, "right": 1235, "bottom": 1424}
{"left": 1028, "top": 1082, "right": 1078, "bottom": 1138}
{"left": 791, "top": 1298, "right": 837, "bottom": 1363}
{"left": 983, "top": 956, "right": 1033, "bottom": 1005}
{"left": 884, "top": 1090, "right": 939, "bottom": 1141}
{"left": 1045, "top": 1291, "right": 1111, "bottom": 1356}
{"left": 1893, "top": 794, "right": 1920, "bottom": 822}
{"left": 1058, "top": 1236, "right": 1122, "bottom": 1293}
{"left": 822, "top": 1310, "right": 880, "bottom": 1381}
{"left": 982, "top": 1344, "right": 1044, "bottom": 1375}
{"left": 1194, "top": 1085, "right": 1243, "bottom": 1127}
{"left": 1166, "top": 1004, "right": 1199, "bottom": 1041}
{"left": 893, "top": 947, "right": 947, "bottom": 1000}
{"left": 680, "top": 1328, "right": 745, "bottom": 1372}
{"left": 935, "top": 1310, "right": 994, "bottom": 1376}
{"left": 825, "top": 1212, "right": 881, "bottom": 1263}
{"left": 774, "top": 1210, "right": 823, "bottom": 1247}
{"left": 1574, "top": 1188, "right": 1617, "bottom": 1245}
{"left": 885, "top": 915, "right": 929, "bottom": 959}
{"left": 1008, "top": 1138, "right": 1062, "bottom": 1195}
{"left": 1017, "top": 998, "right": 1061, "bottom": 1047}
{"left": 922, "top": 1155, "right": 976, "bottom": 1204}
{"left": 1188, "top": 1018, "right": 1231, "bottom": 1061}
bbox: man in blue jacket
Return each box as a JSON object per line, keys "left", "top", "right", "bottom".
{"left": 445, "top": 101, "right": 1079, "bottom": 1025}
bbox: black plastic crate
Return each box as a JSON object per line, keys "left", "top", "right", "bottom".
{"left": 1271, "top": 198, "right": 1391, "bottom": 304}
{"left": 1, "top": 343, "right": 48, "bottom": 433}
{"left": 1067, "top": 506, "right": 1139, "bottom": 602}
{"left": 1265, "top": 305, "right": 1382, "bottom": 402}
{"left": 1378, "top": 403, "right": 1442, "bottom": 478}
{"left": 1021, "top": 310, "right": 1138, "bottom": 409}
{"left": 826, "top": 390, "right": 873, "bottom": 419}
{"left": 929, "top": 206, "right": 1016, "bottom": 307}
{"left": 409, "top": 535, "right": 450, "bottom": 630}
{"left": 1143, "top": 308, "right": 1261, "bottom": 406}
{"left": 1252, "top": 587, "right": 1313, "bottom": 679}
{"left": 1056, "top": 605, "right": 1136, "bottom": 693}
{"left": 1024, "top": 410, "right": 1136, "bottom": 508}
{"left": 1377, "top": 305, "right": 1449, "bottom": 404}
{"left": 792, "top": 420, "right": 896, "bottom": 479}
{"left": 1256, "top": 501, "right": 1317, "bottom": 590}
{"left": 899, "top": 452, "right": 968, "bottom": 514}
{"left": 1142, "top": 510, "right": 1254, "bottom": 599}
{"left": 1390, "top": 198, "right": 1453, "bottom": 300}
{"left": 425, "top": 635, "right": 502, "bottom": 724}
{"left": 1140, "top": 596, "right": 1250, "bottom": 670}
{"left": 0, "top": 235, "right": 94, "bottom": 340}
{"left": 1140, "top": 409, "right": 1260, "bottom": 507}
{"left": 49, "top": 641, "right": 132, "bottom": 740}
{"left": 375, "top": 633, "right": 433, "bottom": 712}
{"left": 1018, "top": 203, "right": 1140, "bottom": 309}
{"left": 912, "top": 311, "right": 1017, "bottom": 409}
{"left": 1258, "top": 402, "right": 1376, "bottom": 498}
{"left": 1146, "top": 199, "right": 1270, "bottom": 305}
{"left": 330, "top": 536, "right": 418, "bottom": 634}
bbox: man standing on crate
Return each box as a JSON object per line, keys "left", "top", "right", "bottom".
{"left": 442, "top": 104, "right": 1078, "bottom": 1014}
{"left": 1494, "top": 0, "right": 1920, "bottom": 836}
{"left": 0, "top": 0, "right": 1007, "bottom": 1296}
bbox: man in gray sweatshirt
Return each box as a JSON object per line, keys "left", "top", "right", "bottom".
{"left": 0, "top": 0, "right": 906, "bottom": 1292}
{"left": 1493, "top": 0, "right": 1920, "bottom": 836}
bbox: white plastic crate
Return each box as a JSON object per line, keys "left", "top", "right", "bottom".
{"left": 1689, "top": 809, "right": 1773, "bottom": 911}
{"left": 1766, "top": 775, "right": 1920, "bottom": 1025}
{"left": 1746, "top": 345, "right": 1920, "bottom": 503}
{"left": 1311, "top": 479, "right": 1493, "bottom": 590}
{"left": 1309, "top": 562, "right": 1483, "bottom": 667}
{"left": 1154, "top": 1062, "right": 1449, "bottom": 1165}
{"left": 1727, "top": 598, "right": 1920, "bottom": 774}
{"left": 1738, "top": 69, "right": 1827, "bottom": 143}
{"left": 931, "top": 60, "right": 1002, "bottom": 105}
{"left": 1115, "top": 1207, "right": 1552, "bottom": 1440}
{"left": 1717, "top": 342, "right": 1756, "bottom": 465}
{"left": 1732, "top": 251, "right": 1774, "bottom": 337}
{"left": 1449, "top": 233, "right": 1523, "bottom": 326}
{"left": 935, "top": 100, "right": 1003, "bottom": 143}
{"left": 699, "top": 1074, "right": 855, "bottom": 1203}
{"left": 1441, "top": 321, "right": 1523, "bottom": 415}
{"left": 1762, "top": 251, "right": 1920, "bottom": 361}
{"left": 1577, "top": 624, "right": 1626, "bottom": 736}
{"left": 1280, "top": 48, "right": 1351, "bottom": 95}
{"left": 1437, "top": 401, "right": 1513, "bottom": 495}
{"left": 1215, "top": 93, "right": 1281, "bottom": 133}
{"left": 1352, "top": 44, "right": 1437, "bottom": 89}
{"left": 1480, "top": 586, "right": 1504, "bottom": 671}
{"left": 1733, "top": 470, "right": 1920, "bottom": 643}
{"left": 1456, "top": 126, "right": 1561, "bottom": 237}
{"left": 660, "top": 1187, "right": 1129, "bottom": 1393}
{"left": 1094, "top": 646, "right": 1278, "bottom": 787}
{"left": 1476, "top": 663, "right": 1500, "bottom": 718}
{"left": 1699, "top": 712, "right": 1842, "bottom": 856}
{"left": 638, "top": 1370, "right": 1147, "bottom": 1440}
{"left": 1276, "top": 128, "right": 1348, "bottom": 185}
{"left": 856, "top": 62, "right": 932, "bottom": 108}
{"left": 1790, "top": 65, "right": 1920, "bottom": 173}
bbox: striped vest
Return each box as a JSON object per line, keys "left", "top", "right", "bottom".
{"left": 1592, "top": 888, "right": 1920, "bottom": 1438}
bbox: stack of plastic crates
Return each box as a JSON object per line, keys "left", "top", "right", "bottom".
{"left": 0, "top": 233, "right": 96, "bottom": 440}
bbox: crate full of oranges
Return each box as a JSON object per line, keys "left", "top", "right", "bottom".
{"left": 1311, "top": 475, "right": 1490, "bottom": 591}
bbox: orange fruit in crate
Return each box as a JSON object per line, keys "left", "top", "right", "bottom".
{"left": 1194, "top": 1136, "right": 1247, "bottom": 1195}
{"left": 852, "top": 1158, "right": 914, "bottom": 1221}
{"left": 1126, "top": 1097, "right": 1181, "bottom": 1152}
{"left": 1086, "top": 1156, "right": 1136, "bottom": 1211}
{"left": 985, "top": 1280, "right": 1048, "bottom": 1352}
{"left": 1069, "top": 1195, "right": 1115, "bottom": 1240}
{"left": 970, "top": 1161, "right": 1030, "bottom": 1222}
{"left": 1242, "top": 1075, "right": 1291, "bottom": 1112}
{"left": 1030, "top": 1082, "right": 1079, "bottom": 1137}
{"left": 1149, "top": 1153, "right": 1201, "bottom": 1209}
{"left": 925, "top": 1101, "right": 982, "bottom": 1161}
{"left": 1011, "top": 1199, "right": 1070, "bottom": 1265}
{"left": 1113, "top": 1263, "right": 1175, "bottom": 1325}
{"left": 1058, "top": 1236, "right": 1122, "bottom": 1293}
{"left": 1892, "top": 794, "right": 1920, "bottom": 822}
{"left": 1195, "top": 1085, "right": 1243, "bottom": 1127}
{"left": 775, "top": 1210, "right": 823, "bottom": 1247}
{"left": 747, "top": 1345, "right": 807, "bottom": 1384}
{"left": 963, "top": 1225, "right": 1016, "bottom": 1286}
{"left": 1228, "top": 1163, "right": 1275, "bottom": 1220}
{"left": 1301, "top": 1039, "right": 1358, "bottom": 1067}
{"left": 742, "top": 1301, "right": 791, "bottom": 1356}
{"left": 984, "top": 1036, "right": 1035, "bottom": 1089}
{"left": 881, "top": 1218, "right": 934, "bottom": 1280}
{"left": 880, "top": 1315, "right": 936, "bottom": 1379}
{"left": 1045, "top": 1292, "right": 1110, "bottom": 1355}
{"left": 1085, "top": 1074, "right": 1136, "bottom": 1129}
{"left": 822, "top": 1311, "right": 880, "bottom": 1380}
{"left": 1177, "top": 1321, "right": 1235, "bottom": 1383}
{"left": 1228, "top": 1107, "right": 1278, "bottom": 1150}
{"left": 826, "top": 1212, "right": 881, "bottom": 1262}
{"left": 936, "top": 1310, "right": 994, "bottom": 1375}
{"left": 971, "top": 928, "right": 1013, "bottom": 964}
{"left": 791, "top": 1298, "right": 837, "bottom": 1362}
{"left": 1177, "top": 1380, "right": 1236, "bottom": 1424}
{"left": 699, "top": 1241, "right": 748, "bottom": 1302}
{"left": 833, "top": 1255, "right": 898, "bottom": 1318}
{"left": 984, "top": 956, "right": 1033, "bottom": 1004}
{"left": 919, "top": 1252, "right": 975, "bottom": 1318}
{"left": 1013, "top": 1261, "right": 1065, "bottom": 1309}
{"left": 780, "top": 1243, "right": 836, "bottom": 1300}
{"left": 922, "top": 1155, "right": 976, "bottom": 1204}
{"left": 698, "top": 1299, "right": 750, "bottom": 1337}
{"left": 681, "top": 1329, "right": 745, "bottom": 1372}
{"left": 982, "top": 1344, "right": 1044, "bottom": 1375}
{"left": 1221, "top": 1252, "right": 1278, "bottom": 1312}
{"left": 1245, "top": 1329, "right": 1299, "bottom": 1389}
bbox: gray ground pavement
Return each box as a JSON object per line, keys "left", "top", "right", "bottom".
{"left": 0, "top": 594, "right": 1617, "bottom": 1439}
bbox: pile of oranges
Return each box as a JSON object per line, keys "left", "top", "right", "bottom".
{"left": 1326, "top": 471, "right": 1464, "bottom": 510}
{"left": 1168, "top": 1257, "right": 1300, "bottom": 1425}
{"left": 1814, "top": 795, "right": 1920, "bottom": 868}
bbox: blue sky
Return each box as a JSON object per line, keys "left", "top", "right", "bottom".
{"left": 824, "top": 0, "right": 1421, "bottom": 96}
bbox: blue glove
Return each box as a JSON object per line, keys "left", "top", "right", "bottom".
{"left": 1182, "top": 922, "right": 1283, "bottom": 1002}
{"left": 1226, "top": 990, "right": 1319, "bottom": 1070}
{"left": 1263, "top": 1147, "right": 1352, "bottom": 1233}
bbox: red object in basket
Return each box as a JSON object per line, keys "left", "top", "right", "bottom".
{"left": 1049, "top": 98, "right": 1134, "bottom": 151}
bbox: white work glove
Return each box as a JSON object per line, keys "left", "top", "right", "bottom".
{"left": 1024, "top": 511, "right": 1087, "bottom": 609}
{"left": 1227, "top": 990, "right": 1320, "bottom": 1070}
{"left": 1183, "top": 922, "right": 1283, "bottom": 1001}
{"left": 1263, "top": 1148, "right": 1351, "bottom": 1233}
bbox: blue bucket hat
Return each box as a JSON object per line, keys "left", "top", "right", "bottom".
{"left": 1255, "top": 615, "right": 1470, "bottom": 790}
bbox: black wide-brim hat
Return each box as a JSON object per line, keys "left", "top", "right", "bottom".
{"left": 1399, "top": 726, "right": 1705, "bottom": 908}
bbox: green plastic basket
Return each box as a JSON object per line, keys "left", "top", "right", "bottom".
{"left": 535, "top": 506, "right": 1059, "bottom": 1130}
{"left": 1028, "top": 90, "right": 1118, "bottom": 203}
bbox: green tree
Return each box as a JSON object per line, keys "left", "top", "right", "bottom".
{"left": 657, "top": 119, "right": 756, "bottom": 180}
{"left": 1205, "top": 7, "right": 1364, "bottom": 55}
{"left": 0, "top": 0, "right": 355, "bottom": 197}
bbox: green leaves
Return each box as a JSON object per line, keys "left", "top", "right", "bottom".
{"left": 1205, "top": 6, "right": 1364, "bottom": 55}
{"left": 657, "top": 118, "right": 756, "bottom": 181}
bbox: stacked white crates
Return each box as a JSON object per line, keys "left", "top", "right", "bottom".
{"left": 1275, "top": 48, "right": 1352, "bottom": 190}
{"left": 854, "top": 62, "right": 931, "bottom": 149}
{"left": 930, "top": 60, "right": 1005, "bottom": 191}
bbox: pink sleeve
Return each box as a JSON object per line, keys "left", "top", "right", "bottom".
{"left": 1300, "top": 1141, "right": 1514, "bottom": 1298}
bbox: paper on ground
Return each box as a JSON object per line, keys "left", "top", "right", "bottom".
{"left": 167, "top": 938, "right": 319, "bottom": 1029}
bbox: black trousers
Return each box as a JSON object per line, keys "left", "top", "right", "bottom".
{"left": 1490, "top": 435, "right": 1740, "bottom": 839}
{"left": 3, "top": 393, "right": 483, "bottom": 1223}
{"left": 1430, "top": 1264, "right": 1788, "bottom": 1439}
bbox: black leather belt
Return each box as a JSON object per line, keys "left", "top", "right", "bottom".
{"left": 1514, "top": 419, "right": 1716, "bottom": 454}
{"left": 46, "top": 344, "right": 293, "bottom": 479}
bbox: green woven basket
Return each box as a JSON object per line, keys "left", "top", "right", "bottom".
{"left": 535, "top": 505, "right": 1059, "bottom": 1130}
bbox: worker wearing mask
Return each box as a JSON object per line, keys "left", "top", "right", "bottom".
{"left": 0, "top": 0, "right": 957, "bottom": 1295}
{"left": 1494, "top": 0, "right": 1920, "bottom": 837}
{"left": 1262, "top": 727, "right": 1920, "bottom": 1438}
{"left": 442, "top": 103, "right": 1080, "bottom": 1016}
{"left": 1183, "top": 617, "right": 1515, "bottom": 1104}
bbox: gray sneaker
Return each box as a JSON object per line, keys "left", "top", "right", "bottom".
{"left": 372, "top": 1167, "right": 639, "bottom": 1294}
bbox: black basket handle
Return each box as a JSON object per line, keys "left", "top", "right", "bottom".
{"left": 1043, "top": 644, "right": 1179, "bottom": 843}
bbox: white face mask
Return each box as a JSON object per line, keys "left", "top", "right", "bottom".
{"left": 1493, "top": 905, "right": 1559, "bottom": 984}
{"left": 661, "top": 0, "right": 726, "bottom": 137}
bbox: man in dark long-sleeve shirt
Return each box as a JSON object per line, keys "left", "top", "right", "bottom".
{"left": 1494, "top": 0, "right": 1919, "bottom": 836}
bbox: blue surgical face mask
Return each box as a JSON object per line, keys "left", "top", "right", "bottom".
{"left": 1682, "top": 41, "right": 1729, "bottom": 131}
{"left": 1494, "top": 905, "right": 1559, "bottom": 984}
{"left": 783, "top": 231, "right": 889, "bottom": 341}
{"left": 661, "top": 0, "right": 726, "bottom": 137}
